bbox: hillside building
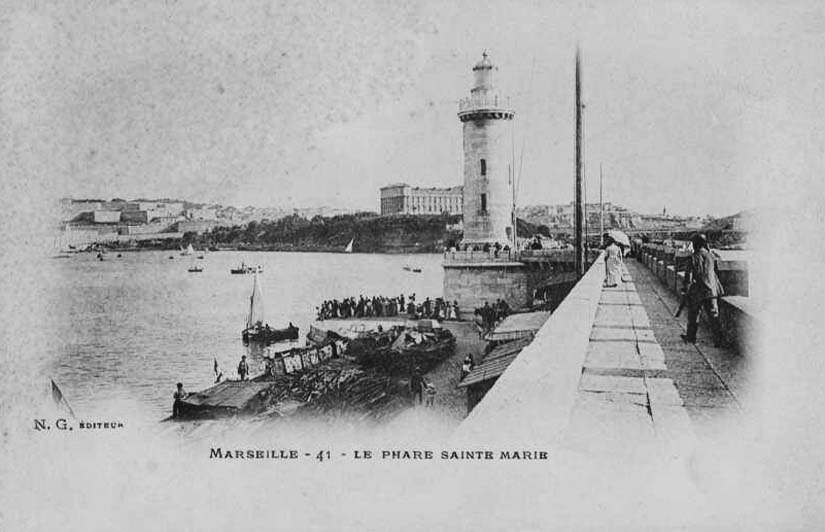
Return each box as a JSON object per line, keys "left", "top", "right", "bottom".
{"left": 380, "top": 184, "right": 463, "bottom": 216}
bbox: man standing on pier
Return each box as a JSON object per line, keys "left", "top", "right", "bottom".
{"left": 238, "top": 355, "right": 249, "bottom": 381}
{"left": 172, "top": 382, "right": 187, "bottom": 418}
{"left": 681, "top": 234, "right": 724, "bottom": 346}
{"left": 410, "top": 367, "right": 426, "bottom": 405}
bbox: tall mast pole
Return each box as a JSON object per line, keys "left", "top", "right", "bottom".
{"left": 510, "top": 165, "right": 518, "bottom": 253}
{"left": 511, "top": 120, "right": 517, "bottom": 251}
{"left": 575, "top": 47, "right": 584, "bottom": 276}
{"left": 599, "top": 163, "right": 604, "bottom": 247}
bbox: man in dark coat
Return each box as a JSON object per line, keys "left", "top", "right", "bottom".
{"left": 681, "top": 234, "right": 724, "bottom": 346}
{"left": 172, "top": 382, "right": 187, "bottom": 418}
{"left": 410, "top": 367, "right": 426, "bottom": 405}
{"left": 237, "top": 355, "right": 249, "bottom": 381}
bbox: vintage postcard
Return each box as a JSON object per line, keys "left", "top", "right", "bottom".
{"left": 1, "top": 1, "right": 824, "bottom": 530}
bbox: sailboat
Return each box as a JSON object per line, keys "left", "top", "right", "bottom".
{"left": 181, "top": 243, "right": 195, "bottom": 256}
{"left": 241, "top": 273, "right": 299, "bottom": 344}
{"left": 344, "top": 238, "right": 354, "bottom": 253}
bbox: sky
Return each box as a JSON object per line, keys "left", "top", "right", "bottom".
{"left": 2, "top": 0, "right": 824, "bottom": 217}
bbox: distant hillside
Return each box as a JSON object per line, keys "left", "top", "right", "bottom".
{"left": 185, "top": 213, "right": 549, "bottom": 253}
{"left": 195, "top": 213, "right": 464, "bottom": 253}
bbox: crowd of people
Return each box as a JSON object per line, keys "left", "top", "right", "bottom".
{"left": 474, "top": 299, "right": 512, "bottom": 331}
{"left": 456, "top": 241, "right": 513, "bottom": 257}
{"left": 316, "top": 294, "right": 461, "bottom": 321}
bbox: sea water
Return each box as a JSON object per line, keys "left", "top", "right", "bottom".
{"left": 45, "top": 251, "right": 443, "bottom": 419}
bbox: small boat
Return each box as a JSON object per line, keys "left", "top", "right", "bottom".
{"left": 412, "top": 268, "right": 422, "bottom": 273}
{"left": 169, "top": 255, "right": 174, "bottom": 259}
{"left": 403, "top": 266, "right": 412, "bottom": 271}
{"left": 344, "top": 238, "right": 354, "bottom": 253}
{"left": 344, "top": 323, "right": 455, "bottom": 375}
{"left": 241, "top": 273, "right": 299, "bottom": 344}
{"left": 116, "top": 253, "right": 122, "bottom": 258}
{"left": 230, "top": 262, "right": 263, "bottom": 274}
{"left": 97, "top": 252, "right": 104, "bottom": 261}
{"left": 181, "top": 244, "right": 195, "bottom": 256}
{"left": 188, "top": 265, "right": 204, "bottom": 273}
{"left": 197, "top": 255, "right": 205, "bottom": 259}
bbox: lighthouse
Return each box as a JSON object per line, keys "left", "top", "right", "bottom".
{"left": 444, "top": 52, "right": 576, "bottom": 313}
{"left": 458, "top": 51, "right": 515, "bottom": 248}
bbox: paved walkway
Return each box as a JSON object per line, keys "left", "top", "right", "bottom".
{"left": 562, "top": 260, "right": 749, "bottom": 457}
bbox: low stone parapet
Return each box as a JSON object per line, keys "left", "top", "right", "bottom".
{"left": 718, "top": 296, "right": 761, "bottom": 354}
{"left": 665, "top": 265, "right": 677, "bottom": 291}
{"left": 637, "top": 243, "right": 754, "bottom": 355}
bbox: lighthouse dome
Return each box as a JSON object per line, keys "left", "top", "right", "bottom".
{"left": 472, "top": 51, "right": 497, "bottom": 92}
{"left": 472, "top": 50, "right": 495, "bottom": 71}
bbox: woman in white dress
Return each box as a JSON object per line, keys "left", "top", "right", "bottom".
{"left": 604, "top": 235, "right": 623, "bottom": 287}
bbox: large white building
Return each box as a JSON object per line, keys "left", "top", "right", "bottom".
{"left": 380, "top": 183, "right": 463, "bottom": 216}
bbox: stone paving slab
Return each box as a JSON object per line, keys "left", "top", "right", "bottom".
{"left": 585, "top": 340, "right": 638, "bottom": 356}
{"left": 592, "top": 322, "right": 644, "bottom": 329}
{"left": 563, "top": 394, "right": 655, "bottom": 458}
{"left": 617, "top": 351, "right": 644, "bottom": 369}
{"left": 595, "top": 305, "right": 636, "bottom": 319}
{"left": 640, "top": 357, "right": 668, "bottom": 371}
{"left": 637, "top": 341, "right": 665, "bottom": 357}
{"left": 575, "top": 390, "right": 649, "bottom": 411}
{"left": 584, "top": 351, "right": 644, "bottom": 371}
{"left": 583, "top": 349, "right": 624, "bottom": 368}
{"left": 646, "top": 378, "right": 684, "bottom": 407}
{"left": 580, "top": 373, "right": 647, "bottom": 394}
{"left": 590, "top": 326, "right": 638, "bottom": 341}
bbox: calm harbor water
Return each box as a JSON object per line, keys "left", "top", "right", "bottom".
{"left": 47, "top": 251, "right": 443, "bottom": 420}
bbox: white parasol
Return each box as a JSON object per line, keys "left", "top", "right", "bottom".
{"left": 607, "top": 230, "right": 630, "bottom": 247}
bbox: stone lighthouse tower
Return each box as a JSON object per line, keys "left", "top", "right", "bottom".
{"left": 458, "top": 51, "right": 515, "bottom": 248}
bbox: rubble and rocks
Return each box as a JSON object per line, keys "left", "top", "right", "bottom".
{"left": 248, "top": 359, "right": 410, "bottom": 423}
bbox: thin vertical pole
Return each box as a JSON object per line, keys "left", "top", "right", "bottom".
{"left": 511, "top": 119, "right": 517, "bottom": 251}
{"left": 599, "top": 163, "right": 604, "bottom": 247}
{"left": 575, "top": 47, "right": 584, "bottom": 276}
{"left": 510, "top": 164, "right": 517, "bottom": 251}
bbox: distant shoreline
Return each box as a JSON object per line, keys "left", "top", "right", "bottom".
{"left": 96, "top": 245, "right": 444, "bottom": 255}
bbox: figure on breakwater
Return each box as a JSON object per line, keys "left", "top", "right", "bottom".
{"left": 603, "top": 234, "right": 624, "bottom": 287}
{"left": 474, "top": 299, "right": 510, "bottom": 332}
{"left": 237, "top": 355, "right": 249, "bottom": 381}
{"left": 460, "top": 354, "right": 476, "bottom": 380}
{"left": 425, "top": 383, "right": 437, "bottom": 407}
{"left": 681, "top": 233, "right": 725, "bottom": 346}
{"left": 172, "top": 382, "right": 188, "bottom": 418}
{"left": 410, "top": 367, "right": 426, "bottom": 405}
